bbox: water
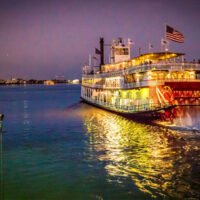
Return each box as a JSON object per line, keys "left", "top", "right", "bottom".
{"left": 0, "top": 84, "right": 200, "bottom": 200}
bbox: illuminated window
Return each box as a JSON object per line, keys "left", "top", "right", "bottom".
{"left": 115, "top": 48, "right": 129, "bottom": 55}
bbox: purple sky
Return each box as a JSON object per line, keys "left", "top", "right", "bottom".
{"left": 0, "top": 0, "right": 200, "bottom": 80}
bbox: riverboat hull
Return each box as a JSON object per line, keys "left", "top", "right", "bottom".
{"left": 80, "top": 96, "right": 176, "bottom": 121}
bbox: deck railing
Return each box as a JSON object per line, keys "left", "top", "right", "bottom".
{"left": 82, "top": 95, "right": 170, "bottom": 114}
{"left": 82, "top": 78, "right": 200, "bottom": 89}
{"left": 82, "top": 62, "right": 200, "bottom": 79}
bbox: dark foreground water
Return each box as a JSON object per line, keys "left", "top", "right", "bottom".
{"left": 0, "top": 84, "right": 200, "bottom": 200}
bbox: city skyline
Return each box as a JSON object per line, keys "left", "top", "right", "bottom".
{"left": 0, "top": 0, "right": 200, "bottom": 79}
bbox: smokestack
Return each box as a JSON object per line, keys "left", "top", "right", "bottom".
{"left": 100, "top": 37, "right": 104, "bottom": 66}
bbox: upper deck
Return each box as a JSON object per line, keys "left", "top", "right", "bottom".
{"left": 83, "top": 62, "right": 200, "bottom": 79}
{"left": 82, "top": 52, "right": 200, "bottom": 90}
{"left": 82, "top": 52, "right": 200, "bottom": 78}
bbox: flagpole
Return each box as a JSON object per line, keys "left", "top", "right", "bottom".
{"left": 148, "top": 43, "right": 150, "bottom": 53}
{"left": 164, "top": 23, "right": 167, "bottom": 52}
{"left": 139, "top": 47, "right": 141, "bottom": 56}
{"left": 164, "top": 23, "right": 169, "bottom": 52}
{"left": 148, "top": 43, "right": 153, "bottom": 53}
{"left": 161, "top": 24, "right": 166, "bottom": 51}
{"left": 89, "top": 54, "right": 92, "bottom": 66}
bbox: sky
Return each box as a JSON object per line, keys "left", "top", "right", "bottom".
{"left": 0, "top": 0, "right": 200, "bottom": 80}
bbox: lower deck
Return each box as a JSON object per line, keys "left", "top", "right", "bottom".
{"left": 81, "top": 80, "right": 200, "bottom": 115}
{"left": 81, "top": 86, "right": 171, "bottom": 114}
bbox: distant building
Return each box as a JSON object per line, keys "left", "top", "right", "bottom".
{"left": 0, "top": 79, "right": 5, "bottom": 84}
{"left": 44, "top": 80, "right": 55, "bottom": 85}
{"left": 72, "top": 79, "right": 80, "bottom": 84}
{"left": 5, "top": 78, "right": 18, "bottom": 84}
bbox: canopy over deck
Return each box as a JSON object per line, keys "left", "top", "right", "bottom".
{"left": 134, "top": 52, "right": 185, "bottom": 62}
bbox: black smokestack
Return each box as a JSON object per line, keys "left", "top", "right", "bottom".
{"left": 100, "top": 37, "right": 104, "bottom": 66}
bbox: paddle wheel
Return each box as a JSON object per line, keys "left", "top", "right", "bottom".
{"left": 165, "top": 82, "right": 200, "bottom": 106}
{"left": 155, "top": 86, "right": 175, "bottom": 123}
{"left": 172, "top": 90, "right": 200, "bottom": 105}
{"left": 158, "top": 81, "right": 200, "bottom": 122}
{"left": 162, "top": 86, "right": 174, "bottom": 104}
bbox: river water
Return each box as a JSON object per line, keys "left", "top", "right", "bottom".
{"left": 0, "top": 84, "right": 200, "bottom": 200}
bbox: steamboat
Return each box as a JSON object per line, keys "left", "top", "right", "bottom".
{"left": 81, "top": 37, "right": 200, "bottom": 119}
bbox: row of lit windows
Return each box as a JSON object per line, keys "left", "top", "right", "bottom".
{"left": 83, "top": 71, "right": 196, "bottom": 87}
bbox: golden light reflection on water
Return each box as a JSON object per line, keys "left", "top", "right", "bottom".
{"left": 76, "top": 103, "right": 200, "bottom": 199}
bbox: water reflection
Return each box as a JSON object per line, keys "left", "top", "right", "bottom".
{"left": 77, "top": 103, "right": 200, "bottom": 199}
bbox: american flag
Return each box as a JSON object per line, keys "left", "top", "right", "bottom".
{"left": 166, "top": 25, "right": 184, "bottom": 43}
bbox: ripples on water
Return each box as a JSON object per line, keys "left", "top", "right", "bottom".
{"left": 0, "top": 85, "right": 200, "bottom": 200}
{"left": 75, "top": 104, "right": 200, "bottom": 199}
